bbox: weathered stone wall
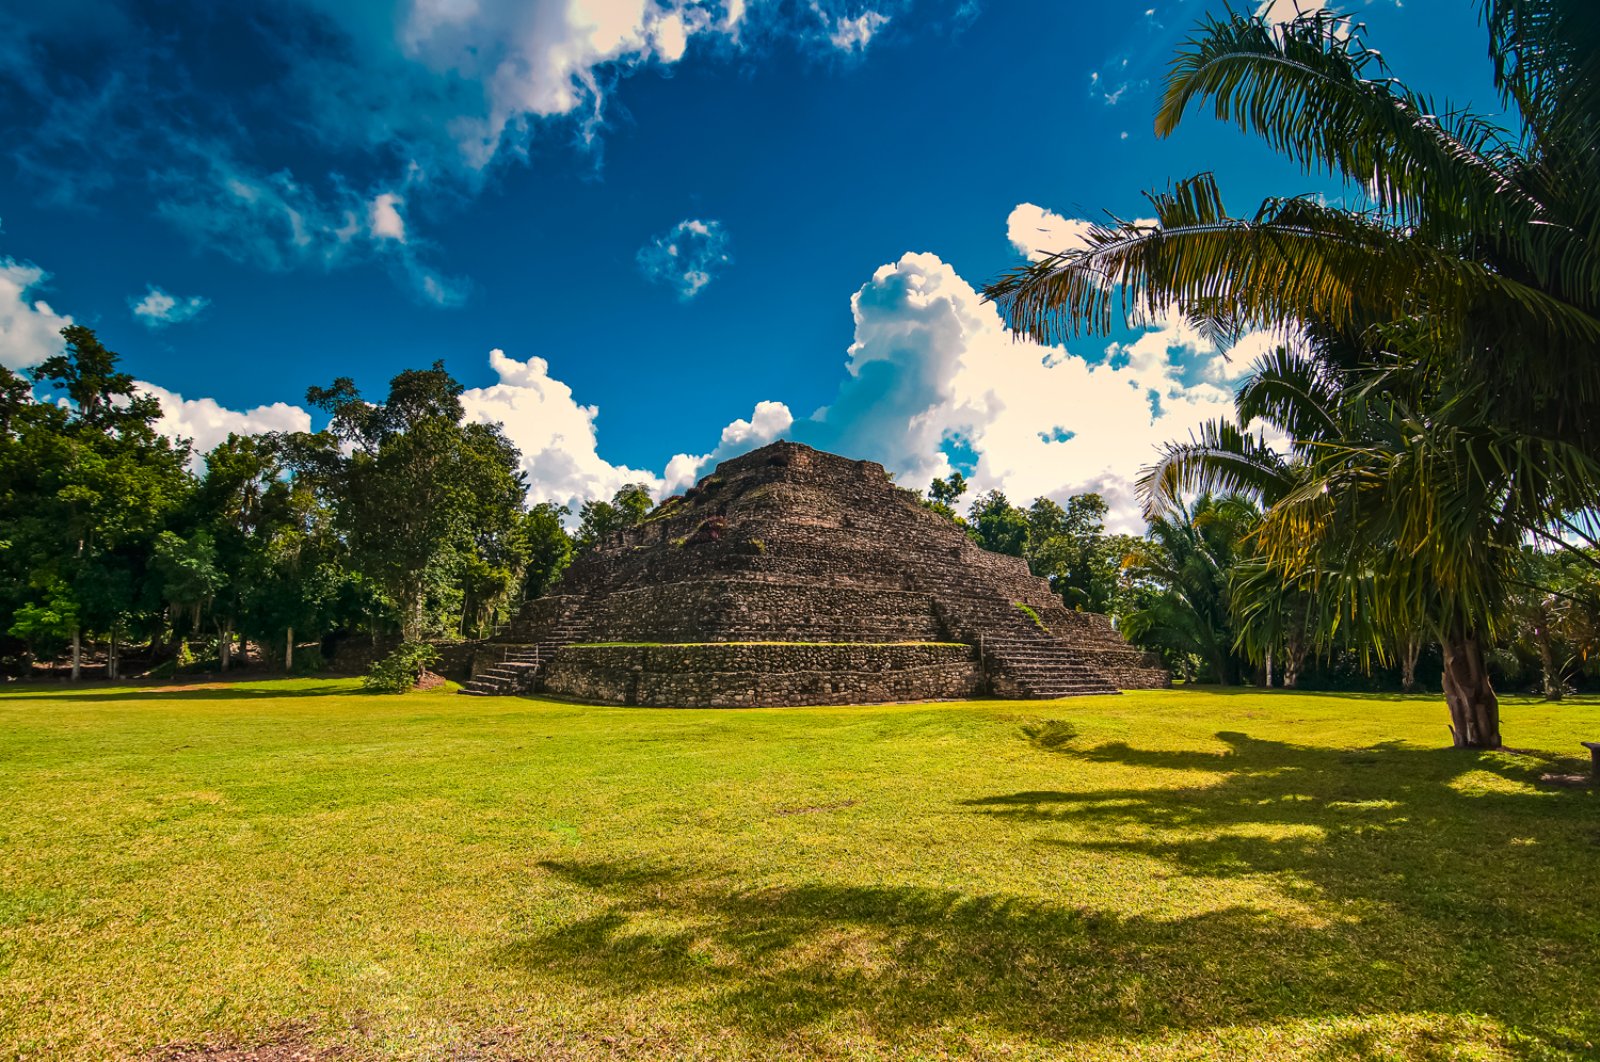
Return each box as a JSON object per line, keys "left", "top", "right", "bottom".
{"left": 543, "top": 642, "right": 982, "bottom": 708}
{"left": 593, "top": 581, "right": 943, "bottom": 643}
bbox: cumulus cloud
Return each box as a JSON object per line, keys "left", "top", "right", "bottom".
{"left": 129, "top": 285, "right": 210, "bottom": 328}
{"left": 637, "top": 218, "right": 732, "bottom": 300}
{"left": 1006, "top": 203, "right": 1097, "bottom": 261}
{"left": 665, "top": 249, "right": 1261, "bottom": 530}
{"left": 662, "top": 399, "right": 795, "bottom": 492}
{"left": 134, "top": 380, "right": 312, "bottom": 465}
{"left": 0, "top": 258, "right": 71, "bottom": 369}
{"left": 459, "top": 347, "right": 662, "bottom": 512}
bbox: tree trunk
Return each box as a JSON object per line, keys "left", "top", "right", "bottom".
{"left": 285, "top": 627, "right": 294, "bottom": 674}
{"left": 218, "top": 622, "right": 232, "bottom": 673}
{"left": 1401, "top": 635, "right": 1420, "bottom": 694}
{"left": 1440, "top": 626, "right": 1501, "bottom": 748}
{"left": 71, "top": 627, "right": 81, "bottom": 682}
{"left": 108, "top": 626, "right": 119, "bottom": 681}
{"left": 1264, "top": 648, "right": 1273, "bottom": 689}
{"left": 1536, "top": 628, "right": 1562, "bottom": 701}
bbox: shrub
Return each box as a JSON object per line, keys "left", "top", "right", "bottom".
{"left": 1013, "top": 602, "right": 1048, "bottom": 632}
{"left": 685, "top": 516, "right": 728, "bottom": 545}
{"left": 364, "top": 641, "right": 441, "bottom": 694}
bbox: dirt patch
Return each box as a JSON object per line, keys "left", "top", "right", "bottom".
{"left": 775, "top": 799, "right": 858, "bottom": 816}
{"left": 149, "top": 1025, "right": 346, "bottom": 1061}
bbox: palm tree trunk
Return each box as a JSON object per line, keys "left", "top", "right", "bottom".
{"left": 1440, "top": 626, "right": 1500, "bottom": 749}
{"left": 1536, "top": 629, "right": 1562, "bottom": 701}
{"left": 1400, "top": 634, "right": 1420, "bottom": 693}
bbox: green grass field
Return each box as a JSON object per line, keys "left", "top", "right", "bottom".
{"left": 2, "top": 681, "right": 1598, "bottom": 1060}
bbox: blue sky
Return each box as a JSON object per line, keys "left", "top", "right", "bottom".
{"left": 0, "top": 0, "right": 1496, "bottom": 526}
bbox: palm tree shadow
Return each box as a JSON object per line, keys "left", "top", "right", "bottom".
{"left": 495, "top": 734, "right": 1598, "bottom": 1057}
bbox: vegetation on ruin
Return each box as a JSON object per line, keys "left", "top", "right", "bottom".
{"left": 3, "top": 679, "right": 1597, "bottom": 1060}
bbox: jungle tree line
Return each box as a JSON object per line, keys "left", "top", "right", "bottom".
{"left": 0, "top": 327, "right": 643, "bottom": 677}
{"left": 923, "top": 472, "right": 1600, "bottom": 696}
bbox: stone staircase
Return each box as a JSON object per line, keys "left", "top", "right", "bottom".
{"left": 458, "top": 614, "right": 597, "bottom": 697}
{"left": 933, "top": 590, "right": 1120, "bottom": 699}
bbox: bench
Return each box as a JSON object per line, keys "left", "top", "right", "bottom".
{"left": 1583, "top": 741, "right": 1600, "bottom": 776}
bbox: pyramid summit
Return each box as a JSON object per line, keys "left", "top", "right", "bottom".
{"left": 463, "top": 441, "right": 1168, "bottom": 704}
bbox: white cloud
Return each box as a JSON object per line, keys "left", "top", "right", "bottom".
{"left": 129, "top": 284, "right": 210, "bottom": 328}
{"left": 2, "top": 2, "right": 929, "bottom": 302}
{"left": 652, "top": 10, "right": 690, "bottom": 63}
{"left": 0, "top": 258, "right": 71, "bottom": 369}
{"left": 459, "top": 347, "right": 662, "bottom": 512}
{"left": 637, "top": 218, "right": 733, "bottom": 300}
{"left": 1256, "top": 0, "right": 1329, "bottom": 21}
{"left": 388, "top": 0, "right": 735, "bottom": 167}
{"left": 823, "top": 7, "right": 889, "bottom": 51}
{"left": 134, "top": 380, "right": 312, "bottom": 464}
{"left": 668, "top": 250, "right": 1258, "bottom": 531}
{"left": 662, "top": 399, "right": 794, "bottom": 492}
{"left": 369, "top": 192, "right": 407, "bottom": 241}
{"left": 1006, "top": 202, "right": 1096, "bottom": 261}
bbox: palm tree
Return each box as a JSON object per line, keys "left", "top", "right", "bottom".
{"left": 1142, "top": 344, "right": 1521, "bottom": 745}
{"left": 985, "top": 1, "right": 1600, "bottom": 747}
{"left": 1121, "top": 494, "right": 1257, "bottom": 685}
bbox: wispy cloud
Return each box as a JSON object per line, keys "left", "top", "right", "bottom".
{"left": 0, "top": 1, "right": 946, "bottom": 304}
{"left": 637, "top": 219, "right": 733, "bottom": 301}
{"left": 129, "top": 284, "right": 209, "bottom": 328}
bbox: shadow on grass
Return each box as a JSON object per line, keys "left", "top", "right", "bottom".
{"left": 499, "top": 733, "right": 1600, "bottom": 1058}
{"left": 0, "top": 679, "right": 359, "bottom": 703}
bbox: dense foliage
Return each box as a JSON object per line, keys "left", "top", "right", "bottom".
{"left": 984, "top": 0, "right": 1600, "bottom": 745}
{"left": 0, "top": 329, "right": 574, "bottom": 677}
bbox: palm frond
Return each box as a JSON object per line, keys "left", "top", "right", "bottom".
{"left": 1158, "top": 10, "right": 1534, "bottom": 233}
{"left": 1138, "top": 420, "right": 1295, "bottom": 521}
{"left": 983, "top": 177, "right": 1600, "bottom": 350}
{"left": 1233, "top": 345, "right": 1342, "bottom": 445}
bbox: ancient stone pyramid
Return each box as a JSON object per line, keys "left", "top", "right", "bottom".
{"left": 461, "top": 441, "right": 1167, "bottom": 704}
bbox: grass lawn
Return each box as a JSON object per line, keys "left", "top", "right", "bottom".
{"left": 2, "top": 681, "right": 1598, "bottom": 1061}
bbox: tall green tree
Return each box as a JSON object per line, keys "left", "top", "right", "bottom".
{"left": 0, "top": 327, "right": 191, "bottom": 678}
{"left": 1121, "top": 496, "right": 1256, "bottom": 685}
{"left": 966, "top": 490, "right": 1029, "bottom": 557}
{"left": 576, "top": 484, "right": 653, "bottom": 551}
{"left": 521, "top": 502, "right": 574, "bottom": 599}
{"left": 308, "top": 362, "right": 526, "bottom": 640}
{"left": 924, "top": 472, "right": 969, "bottom": 522}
